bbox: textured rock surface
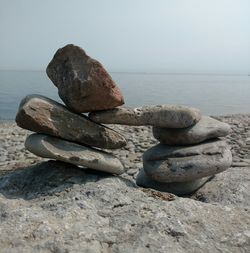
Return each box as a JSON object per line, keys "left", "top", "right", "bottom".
{"left": 25, "top": 134, "right": 124, "bottom": 175}
{"left": 89, "top": 105, "right": 201, "bottom": 128}
{"left": 1, "top": 115, "right": 250, "bottom": 253}
{"left": 0, "top": 161, "right": 249, "bottom": 253}
{"left": 143, "top": 140, "right": 232, "bottom": 182}
{"left": 15, "top": 94, "right": 127, "bottom": 149}
{"left": 153, "top": 116, "right": 231, "bottom": 145}
{"left": 136, "top": 169, "right": 211, "bottom": 195}
{"left": 46, "top": 44, "right": 124, "bottom": 113}
{"left": 192, "top": 167, "right": 250, "bottom": 208}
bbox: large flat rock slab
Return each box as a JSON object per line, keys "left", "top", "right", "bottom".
{"left": 46, "top": 44, "right": 124, "bottom": 113}
{"left": 143, "top": 139, "right": 232, "bottom": 182}
{"left": 25, "top": 134, "right": 124, "bottom": 175}
{"left": 153, "top": 116, "right": 231, "bottom": 145}
{"left": 15, "top": 94, "right": 127, "bottom": 149}
{"left": 192, "top": 167, "right": 250, "bottom": 207}
{"left": 0, "top": 161, "right": 249, "bottom": 253}
{"left": 89, "top": 105, "right": 201, "bottom": 128}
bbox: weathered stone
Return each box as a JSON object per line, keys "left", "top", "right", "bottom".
{"left": 143, "top": 139, "right": 232, "bottom": 182}
{"left": 25, "top": 134, "right": 124, "bottom": 175}
{"left": 0, "top": 161, "right": 249, "bottom": 253}
{"left": 15, "top": 95, "right": 127, "bottom": 149}
{"left": 136, "top": 169, "right": 211, "bottom": 195}
{"left": 46, "top": 44, "right": 124, "bottom": 113}
{"left": 193, "top": 167, "right": 250, "bottom": 207}
{"left": 153, "top": 116, "right": 231, "bottom": 145}
{"left": 89, "top": 105, "right": 201, "bottom": 128}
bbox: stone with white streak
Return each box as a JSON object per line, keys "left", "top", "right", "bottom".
{"left": 89, "top": 105, "right": 201, "bottom": 128}
{"left": 46, "top": 44, "right": 124, "bottom": 113}
{"left": 25, "top": 133, "right": 125, "bottom": 175}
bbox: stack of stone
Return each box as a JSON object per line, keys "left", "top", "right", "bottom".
{"left": 139, "top": 117, "right": 232, "bottom": 195}
{"left": 89, "top": 107, "right": 232, "bottom": 195}
{"left": 15, "top": 43, "right": 233, "bottom": 196}
{"left": 15, "top": 44, "right": 127, "bottom": 175}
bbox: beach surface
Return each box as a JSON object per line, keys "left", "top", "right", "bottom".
{"left": 0, "top": 114, "right": 249, "bottom": 252}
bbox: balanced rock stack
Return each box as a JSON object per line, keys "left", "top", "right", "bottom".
{"left": 15, "top": 44, "right": 127, "bottom": 175}
{"left": 138, "top": 116, "right": 232, "bottom": 195}
{"left": 15, "top": 44, "right": 233, "bottom": 196}
{"left": 89, "top": 107, "right": 232, "bottom": 195}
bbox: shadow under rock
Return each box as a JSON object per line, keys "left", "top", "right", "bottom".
{"left": 0, "top": 160, "right": 123, "bottom": 200}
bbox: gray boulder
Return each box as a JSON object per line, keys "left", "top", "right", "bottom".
{"left": 46, "top": 44, "right": 124, "bottom": 113}
{"left": 89, "top": 105, "right": 201, "bottom": 128}
{"left": 25, "top": 134, "right": 124, "bottom": 175}
{"left": 143, "top": 139, "right": 232, "bottom": 182}
{"left": 153, "top": 116, "right": 231, "bottom": 145}
{"left": 15, "top": 94, "right": 127, "bottom": 149}
{"left": 136, "top": 168, "right": 211, "bottom": 195}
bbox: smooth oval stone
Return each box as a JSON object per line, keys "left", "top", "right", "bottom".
{"left": 89, "top": 105, "right": 201, "bottom": 128}
{"left": 15, "top": 95, "right": 127, "bottom": 149}
{"left": 25, "top": 134, "right": 124, "bottom": 175}
{"left": 46, "top": 44, "right": 124, "bottom": 113}
{"left": 143, "top": 139, "right": 232, "bottom": 182}
{"left": 136, "top": 169, "right": 211, "bottom": 196}
{"left": 153, "top": 116, "right": 231, "bottom": 145}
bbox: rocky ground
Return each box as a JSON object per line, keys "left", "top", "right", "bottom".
{"left": 0, "top": 114, "right": 250, "bottom": 253}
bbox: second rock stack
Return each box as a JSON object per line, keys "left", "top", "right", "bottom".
{"left": 89, "top": 104, "right": 232, "bottom": 195}
{"left": 137, "top": 116, "right": 232, "bottom": 195}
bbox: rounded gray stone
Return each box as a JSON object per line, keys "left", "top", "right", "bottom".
{"left": 153, "top": 116, "right": 231, "bottom": 145}
{"left": 143, "top": 139, "right": 232, "bottom": 182}
{"left": 25, "top": 133, "right": 124, "bottom": 175}
{"left": 89, "top": 105, "right": 201, "bottom": 128}
{"left": 136, "top": 169, "right": 211, "bottom": 195}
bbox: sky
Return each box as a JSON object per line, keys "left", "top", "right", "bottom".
{"left": 0, "top": 0, "right": 249, "bottom": 74}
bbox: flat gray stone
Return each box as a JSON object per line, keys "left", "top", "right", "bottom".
{"left": 89, "top": 105, "right": 201, "bottom": 128}
{"left": 15, "top": 94, "right": 127, "bottom": 149}
{"left": 46, "top": 44, "right": 124, "bottom": 113}
{"left": 153, "top": 116, "right": 231, "bottom": 145}
{"left": 136, "top": 169, "right": 211, "bottom": 195}
{"left": 25, "top": 134, "right": 124, "bottom": 175}
{"left": 143, "top": 139, "right": 232, "bottom": 182}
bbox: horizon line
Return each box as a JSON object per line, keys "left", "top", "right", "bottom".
{"left": 0, "top": 68, "right": 249, "bottom": 76}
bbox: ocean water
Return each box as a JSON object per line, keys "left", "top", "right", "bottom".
{"left": 0, "top": 70, "right": 250, "bottom": 120}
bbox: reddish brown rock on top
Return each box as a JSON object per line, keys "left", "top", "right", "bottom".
{"left": 46, "top": 44, "right": 124, "bottom": 113}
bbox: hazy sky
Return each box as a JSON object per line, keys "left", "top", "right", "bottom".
{"left": 0, "top": 0, "right": 249, "bottom": 74}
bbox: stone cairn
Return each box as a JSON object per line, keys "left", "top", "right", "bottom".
{"left": 16, "top": 44, "right": 232, "bottom": 195}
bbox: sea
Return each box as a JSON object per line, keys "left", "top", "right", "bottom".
{"left": 0, "top": 70, "right": 250, "bottom": 120}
